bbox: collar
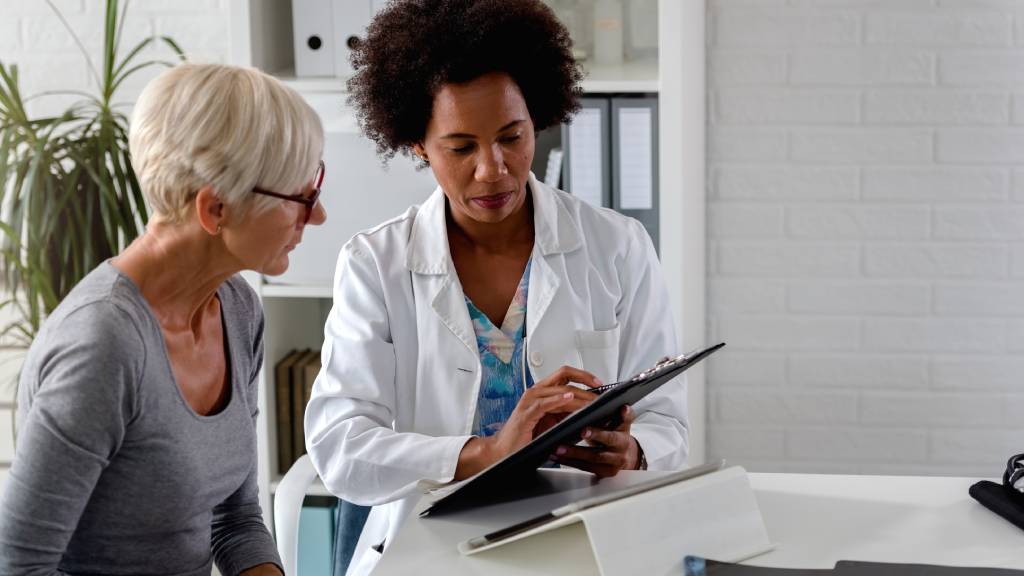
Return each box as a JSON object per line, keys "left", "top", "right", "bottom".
{"left": 405, "top": 172, "right": 583, "bottom": 275}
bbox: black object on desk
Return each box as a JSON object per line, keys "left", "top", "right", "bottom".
{"left": 683, "top": 556, "right": 831, "bottom": 576}
{"left": 834, "top": 561, "right": 1024, "bottom": 575}
{"left": 420, "top": 342, "right": 726, "bottom": 517}
{"left": 969, "top": 451, "right": 1024, "bottom": 533}
{"left": 683, "top": 557, "right": 1024, "bottom": 576}
{"left": 970, "top": 480, "right": 1024, "bottom": 532}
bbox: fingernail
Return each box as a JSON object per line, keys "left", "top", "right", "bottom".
{"left": 594, "top": 378, "right": 603, "bottom": 387}
{"left": 563, "top": 392, "right": 574, "bottom": 399}
{"left": 556, "top": 446, "right": 566, "bottom": 455}
{"left": 582, "top": 429, "right": 592, "bottom": 439}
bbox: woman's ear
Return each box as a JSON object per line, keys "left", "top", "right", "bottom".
{"left": 194, "top": 186, "right": 225, "bottom": 235}
{"left": 412, "top": 143, "right": 428, "bottom": 163}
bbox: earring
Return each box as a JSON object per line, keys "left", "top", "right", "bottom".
{"left": 216, "top": 224, "right": 222, "bottom": 234}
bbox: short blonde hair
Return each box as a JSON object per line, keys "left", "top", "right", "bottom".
{"left": 130, "top": 63, "right": 324, "bottom": 224}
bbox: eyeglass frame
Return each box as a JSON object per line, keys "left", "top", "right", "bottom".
{"left": 251, "top": 160, "right": 324, "bottom": 224}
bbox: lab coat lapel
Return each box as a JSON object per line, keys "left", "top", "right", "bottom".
{"left": 526, "top": 252, "right": 559, "bottom": 340}
{"left": 526, "top": 174, "right": 582, "bottom": 339}
{"left": 431, "top": 274, "right": 477, "bottom": 356}
{"left": 406, "top": 187, "right": 477, "bottom": 357}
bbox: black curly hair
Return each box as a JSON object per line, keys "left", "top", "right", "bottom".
{"left": 347, "top": 0, "right": 583, "bottom": 162}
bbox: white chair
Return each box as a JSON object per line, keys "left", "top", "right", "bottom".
{"left": 274, "top": 454, "right": 319, "bottom": 576}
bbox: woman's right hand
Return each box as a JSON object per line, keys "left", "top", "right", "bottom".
{"left": 455, "top": 366, "right": 601, "bottom": 480}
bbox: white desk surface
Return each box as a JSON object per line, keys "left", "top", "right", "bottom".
{"left": 372, "top": 470, "right": 1024, "bottom": 576}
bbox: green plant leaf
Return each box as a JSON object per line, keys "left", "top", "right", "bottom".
{"left": 45, "top": 0, "right": 101, "bottom": 90}
{"left": 0, "top": 0, "right": 177, "bottom": 349}
{"left": 111, "top": 35, "right": 154, "bottom": 83}
{"left": 159, "top": 36, "right": 187, "bottom": 61}
{"left": 110, "top": 60, "right": 179, "bottom": 95}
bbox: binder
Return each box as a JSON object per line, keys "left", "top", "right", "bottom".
{"left": 331, "top": 0, "right": 374, "bottom": 78}
{"left": 459, "top": 465, "right": 774, "bottom": 576}
{"left": 302, "top": 354, "right": 323, "bottom": 428}
{"left": 562, "top": 97, "right": 611, "bottom": 209}
{"left": 561, "top": 95, "right": 660, "bottom": 251}
{"left": 275, "top": 349, "right": 304, "bottom": 474}
{"left": 292, "top": 0, "right": 335, "bottom": 77}
{"left": 291, "top": 349, "right": 317, "bottom": 461}
{"left": 612, "top": 96, "right": 659, "bottom": 251}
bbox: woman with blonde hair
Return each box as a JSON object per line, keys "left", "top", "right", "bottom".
{"left": 0, "top": 63, "right": 326, "bottom": 576}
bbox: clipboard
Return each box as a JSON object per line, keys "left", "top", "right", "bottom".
{"left": 420, "top": 342, "right": 726, "bottom": 517}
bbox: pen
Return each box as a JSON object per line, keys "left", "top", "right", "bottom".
{"left": 590, "top": 381, "right": 620, "bottom": 395}
{"left": 584, "top": 355, "right": 690, "bottom": 395}
{"left": 567, "top": 380, "right": 619, "bottom": 395}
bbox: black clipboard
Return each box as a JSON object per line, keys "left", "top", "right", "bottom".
{"left": 420, "top": 342, "right": 726, "bottom": 517}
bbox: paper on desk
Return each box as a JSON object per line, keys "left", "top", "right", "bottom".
{"left": 568, "top": 108, "right": 604, "bottom": 207}
{"left": 617, "top": 107, "right": 653, "bottom": 210}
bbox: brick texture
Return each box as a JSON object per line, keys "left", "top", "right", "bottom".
{"left": 708, "top": 0, "right": 1024, "bottom": 477}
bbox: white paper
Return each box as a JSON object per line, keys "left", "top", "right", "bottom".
{"left": 544, "top": 148, "right": 563, "bottom": 188}
{"left": 568, "top": 108, "right": 604, "bottom": 207}
{"left": 617, "top": 107, "right": 653, "bottom": 210}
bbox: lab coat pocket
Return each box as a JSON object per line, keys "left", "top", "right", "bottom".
{"left": 575, "top": 325, "right": 620, "bottom": 385}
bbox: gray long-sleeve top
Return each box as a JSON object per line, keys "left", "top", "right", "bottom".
{"left": 0, "top": 262, "right": 282, "bottom": 576}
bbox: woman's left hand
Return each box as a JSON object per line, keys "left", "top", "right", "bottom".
{"left": 551, "top": 404, "right": 640, "bottom": 477}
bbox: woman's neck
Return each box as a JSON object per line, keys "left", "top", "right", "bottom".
{"left": 111, "top": 220, "right": 237, "bottom": 333}
{"left": 446, "top": 186, "right": 535, "bottom": 254}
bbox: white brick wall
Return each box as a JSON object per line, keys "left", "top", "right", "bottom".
{"left": 709, "top": 0, "right": 1024, "bottom": 476}
{"left": 0, "top": 0, "right": 231, "bottom": 493}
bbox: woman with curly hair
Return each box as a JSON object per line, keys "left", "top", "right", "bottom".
{"left": 304, "top": 1, "right": 687, "bottom": 573}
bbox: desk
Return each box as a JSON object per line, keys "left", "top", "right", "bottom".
{"left": 372, "top": 471, "right": 1024, "bottom": 575}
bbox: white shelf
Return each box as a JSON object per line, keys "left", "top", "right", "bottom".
{"left": 270, "top": 59, "right": 660, "bottom": 96}
{"left": 261, "top": 283, "right": 333, "bottom": 298}
{"left": 580, "top": 57, "right": 659, "bottom": 93}
{"left": 270, "top": 68, "right": 348, "bottom": 94}
{"left": 270, "top": 476, "right": 333, "bottom": 498}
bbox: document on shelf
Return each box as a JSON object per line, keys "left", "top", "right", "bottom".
{"left": 544, "top": 147, "right": 563, "bottom": 188}
{"left": 617, "top": 106, "right": 653, "bottom": 210}
{"left": 568, "top": 108, "right": 604, "bottom": 208}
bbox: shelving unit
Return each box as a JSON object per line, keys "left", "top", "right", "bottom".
{"left": 579, "top": 56, "right": 659, "bottom": 93}
{"left": 227, "top": 0, "right": 705, "bottom": 530}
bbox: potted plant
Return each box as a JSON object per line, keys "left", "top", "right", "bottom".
{"left": 0, "top": 0, "right": 185, "bottom": 372}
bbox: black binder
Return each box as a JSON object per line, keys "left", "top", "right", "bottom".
{"left": 420, "top": 342, "right": 726, "bottom": 517}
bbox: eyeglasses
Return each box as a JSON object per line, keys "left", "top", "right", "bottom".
{"left": 252, "top": 160, "right": 324, "bottom": 224}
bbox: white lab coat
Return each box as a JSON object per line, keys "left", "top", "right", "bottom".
{"left": 305, "top": 173, "right": 688, "bottom": 576}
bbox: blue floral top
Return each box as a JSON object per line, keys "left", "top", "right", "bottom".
{"left": 467, "top": 260, "right": 535, "bottom": 438}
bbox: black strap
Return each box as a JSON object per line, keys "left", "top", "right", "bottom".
{"left": 1004, "top": 453, "right": 1024, "bottom": 493}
